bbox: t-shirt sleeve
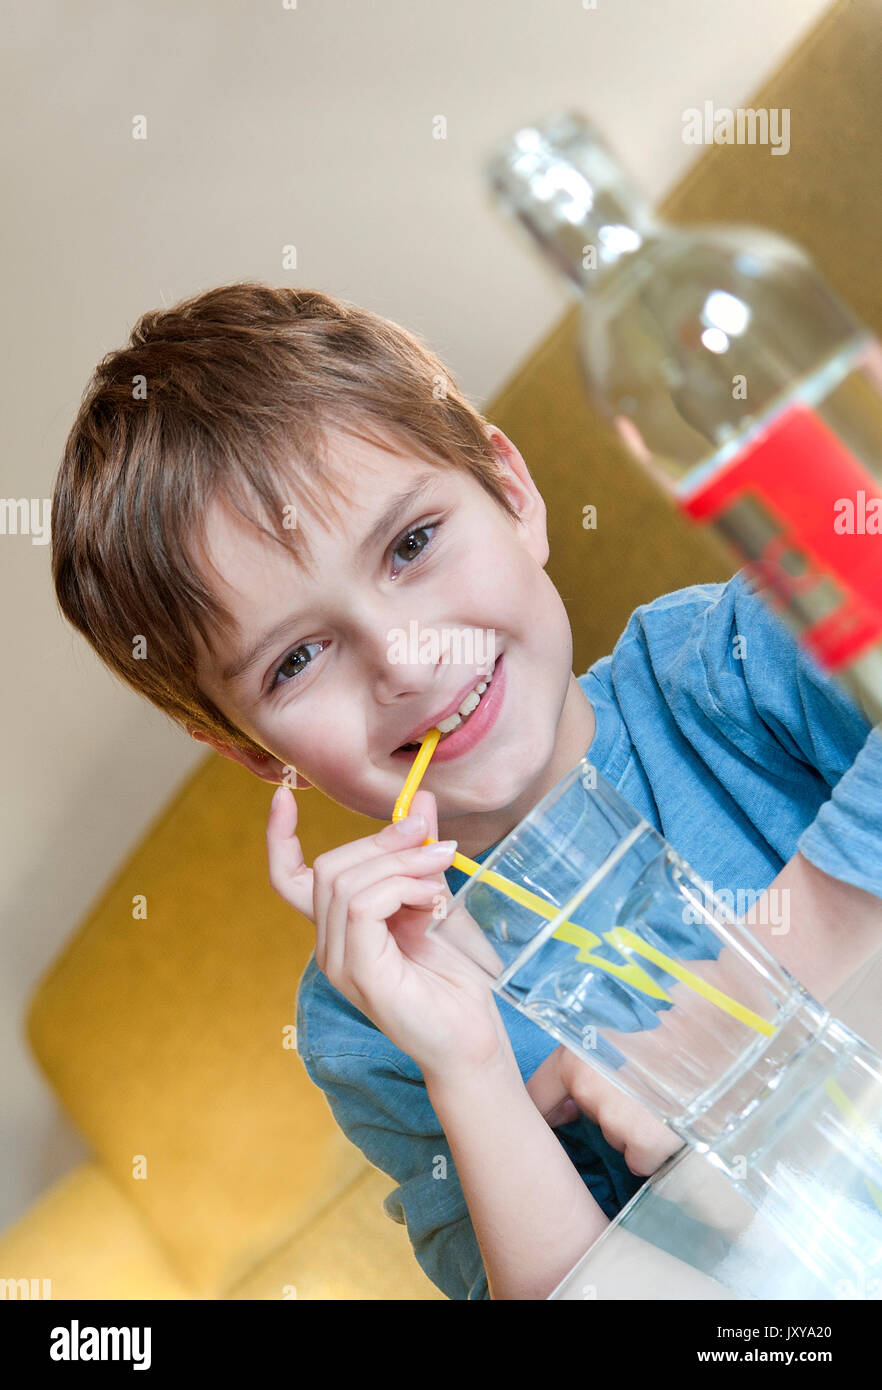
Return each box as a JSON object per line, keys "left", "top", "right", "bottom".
{"left": 699, "top": 570, "right": 882, "bottom": 898}
{"left": 296, "top": 1036, "right": 490, "bottom": 1300}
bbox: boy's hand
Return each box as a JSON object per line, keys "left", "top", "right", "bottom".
{"left": 525, "top": 1045, "right": 684, "bottom": 1177}
{"left": 266, "top": 784, "right": 515, "bottom": 1085}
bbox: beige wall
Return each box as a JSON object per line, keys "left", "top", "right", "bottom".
{"left": 0, "top": 0, "right": 833, "bottom": 1224}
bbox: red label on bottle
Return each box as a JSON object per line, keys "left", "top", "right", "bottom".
{"left": 680, "top": 404, "right": 882, "bottom": 670}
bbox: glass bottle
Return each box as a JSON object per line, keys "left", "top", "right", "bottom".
{"left": 486, "top": 110, "right": 882, "bottom": 725}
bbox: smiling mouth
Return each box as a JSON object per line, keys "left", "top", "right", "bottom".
{"left": 395, "top": 707, "right": 477, "bottom": 753}
{"left": 393, "top": 656, "right": 498, "bottom": 754}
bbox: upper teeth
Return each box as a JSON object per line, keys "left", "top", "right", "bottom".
{"left": 434, "top": 661, "right": 495, "bottom": 735}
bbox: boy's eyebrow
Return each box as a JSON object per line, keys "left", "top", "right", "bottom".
{"left": 220, "top": 472, "right": 441, "bottom": 688}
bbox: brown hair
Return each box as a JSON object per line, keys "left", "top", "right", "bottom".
{"left": 51, "top": 282, "right": 520, "bottom": 756}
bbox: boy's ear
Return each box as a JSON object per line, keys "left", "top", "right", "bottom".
{"left": 483, "top": 424, "right": 549, "bottom": 567}
{"left": 186, "top": 726, "right": 313, "bottom": 789}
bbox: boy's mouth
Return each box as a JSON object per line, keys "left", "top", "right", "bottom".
{"left": 391, "top": 653, "right": 504, "bottom": 760}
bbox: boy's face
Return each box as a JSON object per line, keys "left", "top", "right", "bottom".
{"left": 190, "top": 425, "right": 595, "bottom": 856}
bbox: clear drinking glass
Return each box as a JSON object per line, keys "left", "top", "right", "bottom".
{"left": 429, "top": 757, "right": 819, "bottom": 1139}
{"left": 428, "top": 757, "right": 882, "bottom": 1290}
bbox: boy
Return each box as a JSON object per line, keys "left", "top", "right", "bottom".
{"left": 52, "top": 282, "right": 882, "bottom": 1301}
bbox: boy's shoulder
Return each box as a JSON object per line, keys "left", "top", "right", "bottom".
{"left": 593, "top": 566, "right": 869, "bottom": 767}
{"left": 611, "top": 571, "right": 750, "bottom": 646}
{"left": 602, "top": 567, "right": 811, "bottom": 681}
{"left": 590, "top": 570, "right": 753, "bottom": 693}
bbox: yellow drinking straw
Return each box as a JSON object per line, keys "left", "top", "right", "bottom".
{"left": 392, "top": 730, "right": 776, "bottom": 1037}
{"left": 392, "top": 727, "right": 442, "bottom": 821}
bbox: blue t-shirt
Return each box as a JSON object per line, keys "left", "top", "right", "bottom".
{"left": 295, "top": 570, "right": 882, "bottom": 1300}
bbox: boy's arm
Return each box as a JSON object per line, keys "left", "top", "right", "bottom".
{"left": 718, "top": 575, "right": 882, "bottom": 993}
{"left": 297, "top": 966, "right": 615, "bottom": 1301}
{"left": 428, "top": 1053, "right": 738, "bottom": 1300}
{"left": 645, "top": 573, "right": 882, "bottom": 987}
{"left": 742, "top": 848, "right": 882, "bottom": 1005}
{"left": 715, "top": 574, "right": 882, "bottom": 898}
{"left": 423, "top": 1050, "right": 610, "bottom": 1301}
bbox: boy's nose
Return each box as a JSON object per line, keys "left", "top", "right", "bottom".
{"left": 371, "top": 644, "right": 452, "bottom": 696}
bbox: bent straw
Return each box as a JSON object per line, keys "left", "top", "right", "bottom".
{"left": 392, "top": 731, "right": 776, "bottom": 1037}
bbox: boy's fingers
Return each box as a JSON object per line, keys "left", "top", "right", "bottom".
{"left": 546, "top": 1098, "right": 581, "bottom": 1128}
{"left": 323, "top": 862, "right": 445, "bottom": 983}
{"left": 527, "top": 1047, "right": 620, "bottom": 1127}
{"left": 560, "top": 1055, "right": 639, "bottom": 1128}
{"left": 312, "top": 791, "right": 437, "bottom": 928}
{"left": 406, "top": 788, "right": 439, "bottom": 843}
{"left": 316, "top": 791, "right": 442, "bottom": 969}
{"left": 405, "top": 789, "right": 448, "bottom": 893}
{"left": 266, "top": 784, "right": 315, "bottom": 923}
{"left": 545, "top": 1054, "right": 681, "bottom": 1171}
{"left": 268, "top": 781, "right": 439, "bottom": 935}
{"left": 525, "top": 1045, "right": 572, "bottom": 1120}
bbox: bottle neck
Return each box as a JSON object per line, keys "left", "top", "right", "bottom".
{"left": 527, "top": 200, "right": 662, "bottom": 294}
{"left": 486, "top": 114, "right": 664, "bottom": 293}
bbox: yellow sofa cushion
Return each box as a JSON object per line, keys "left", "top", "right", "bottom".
{"left": 26, "top": 752, "right": 388, "bottom": 1294}
{"left": 0, "top": 1159, "right": 444, "bottom": 1300}
{"left": 0, "top": 1161, "right": 192, "bottom": 1300}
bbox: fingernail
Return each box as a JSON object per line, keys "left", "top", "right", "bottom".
{"left": 272, "top": 784, "right": 291, "bottom": 808}
{"left": 395, "top": 813, "right": 426, "bottom": 833}
{"left": 424, "top": 839, "right": 457, "bottom": 855}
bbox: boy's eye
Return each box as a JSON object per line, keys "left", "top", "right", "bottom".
{"left": 271, "top": 640, "right": 328, "bottom": 690}
{"left": 268, "top": 519, "right": 439, "bottom": 692}
{"left": 390, "top": 521, "right": 437, "bottom": 574}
